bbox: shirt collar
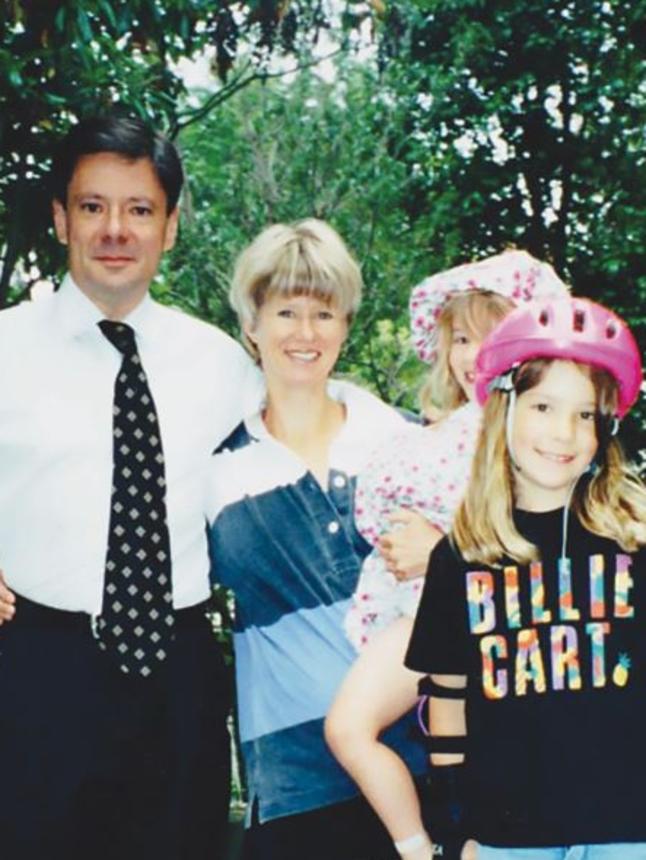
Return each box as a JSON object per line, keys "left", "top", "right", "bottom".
{"left": 327, "top": 379, "right": 403, "bottom": 450}
{"left": 121, "top": 289, "right": 160, "bottom": 346}
{"left": 244, "top": 379, "right": 401, "bottom": 444}
{"left": 52, "top": 274, "right": 161, "bottom": 345}
{"left": 51, "top": 274, "right": 104, "bottom": 340}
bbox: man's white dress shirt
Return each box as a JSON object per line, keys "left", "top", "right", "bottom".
{"left": 0, "top": 276, "right": 259, "bottom": 612}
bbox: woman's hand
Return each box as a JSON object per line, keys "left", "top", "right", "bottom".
{"left": 0, "top": 569, "right": 16, "bottom": 624}
{"left": 378, "top": 509, "right": 444, "bottom": 581}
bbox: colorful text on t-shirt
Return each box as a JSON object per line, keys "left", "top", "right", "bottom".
{"left": 466, "top": 553, "right": 634, "bottom": 699}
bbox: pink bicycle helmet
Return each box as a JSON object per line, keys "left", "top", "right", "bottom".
{"left": 475, "top": 297, "right": 643, "bottom": 417}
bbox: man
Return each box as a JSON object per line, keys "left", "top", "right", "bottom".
{"left": 0, "top": 115, "right": 257, "bottom": 860}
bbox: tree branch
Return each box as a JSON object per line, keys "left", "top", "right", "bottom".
{"left": 172, "top": 47, "right": 347, "bottom": 137}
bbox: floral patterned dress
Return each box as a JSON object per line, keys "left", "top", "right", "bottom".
{"left": 345, "top": 400, "right": 481, "bottom": 650}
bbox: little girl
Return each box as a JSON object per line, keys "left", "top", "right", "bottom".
{"left": 406, "top": 297, "right": 646, "bottom": 858}
{"left": 326, "top": 251, "right": 568, "bottom": 860}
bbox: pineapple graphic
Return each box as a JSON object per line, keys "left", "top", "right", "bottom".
{"left": 612, "top": 653, "right": 631, "bottom": 687}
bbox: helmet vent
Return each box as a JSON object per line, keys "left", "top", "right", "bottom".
{"left": 573, "top": 308, "right": 586, "bottom": 332}
{"left": 606, "top": 321, "right": 618, "bottom": 339}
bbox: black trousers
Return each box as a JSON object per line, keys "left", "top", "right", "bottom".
{"left": 0, "top": 595, "right": 231, "bottom": 860}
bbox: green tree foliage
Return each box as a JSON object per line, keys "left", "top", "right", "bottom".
{"left": 378, "top": 0, "right": 645, "bottom": 302}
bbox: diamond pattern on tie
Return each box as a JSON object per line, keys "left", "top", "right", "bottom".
{"left": 97, "top": 320, "right": 174, "bottom": 677}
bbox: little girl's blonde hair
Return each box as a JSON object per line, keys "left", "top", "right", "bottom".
{"left": 452, "top": 358, "right": 646, "bottom": 565}
{"left": 419, "top": 290, "right": 515, "bottom": 420}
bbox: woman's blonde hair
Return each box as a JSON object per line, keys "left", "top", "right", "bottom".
{"left": 229, "top": 218, "right": 362, "bottom": 361}
{"left": 452, "top": 358, "right": 646, "bottom": 565}
{"left": 419, "top": 290, "right": 515, "bottom": 420}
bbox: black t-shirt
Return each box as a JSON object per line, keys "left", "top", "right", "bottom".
{"left": 406, "top": 507, "right": 646, "bottom": 848}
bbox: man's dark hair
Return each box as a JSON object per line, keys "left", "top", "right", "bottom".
{"left": 51, "top": 114, "right": 184, "bottom": 213}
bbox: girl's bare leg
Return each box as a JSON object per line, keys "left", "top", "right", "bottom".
{"left": 325, "top": 617, "right": 431, "bottom": 859}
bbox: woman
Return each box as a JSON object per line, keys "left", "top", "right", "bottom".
{"left": 206, "top": 219, "right": 426, "bottom": 860}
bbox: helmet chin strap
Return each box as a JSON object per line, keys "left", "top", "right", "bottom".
{"left": 560, "top": 478, "right": 579, "bottom": 562}
{"left": 495, "top": 368, "right": 519, "bottom": 469}
{"left": 559, "top": 417, "right": 619, "bottom": 560}
{"left": 505, "top": 386, "right": 519, "bottom": 469}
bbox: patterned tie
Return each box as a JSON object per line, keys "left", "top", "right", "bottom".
{"left": 97, "top": 320, "right": 174, "bottom": 677}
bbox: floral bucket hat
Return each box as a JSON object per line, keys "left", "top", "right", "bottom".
{"left": 409, "top": 249, "right": 570, "bottom": 364}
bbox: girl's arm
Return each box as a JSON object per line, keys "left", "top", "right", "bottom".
{"left": 427, "top": 673, "right": 467, "bottom": 765}
{"left": 405, "top": 541, "right": 476, "bottom": 857}
{"left": 424, "top": 674, "right": 475, "bottom": 860}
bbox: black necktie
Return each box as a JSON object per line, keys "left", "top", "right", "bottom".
{"left": 96, "top": 320, "right": 174, "bottom": 676}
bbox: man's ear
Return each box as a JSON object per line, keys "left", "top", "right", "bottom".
{"left": 52, "top": 199, "right": 68, "bottom": 245}
{"left": 163, "top": 206, "right": 180, "bottom": 251}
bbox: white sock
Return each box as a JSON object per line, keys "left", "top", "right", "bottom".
{"left": 393, "top": 831, "right": 431, "bottom": 856}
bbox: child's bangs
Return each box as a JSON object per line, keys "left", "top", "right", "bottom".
{"left": 585, "top": 365, "right": 619, "bottom": 416}
{"left": 453, "top": 290, "right": 514, "bottom": 340}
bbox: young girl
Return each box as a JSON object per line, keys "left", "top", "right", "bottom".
{"left": 325, "top": 251, "right": 568, "bottom": 860}
{"left": 406, "top": 297, "right": 646, "bottom": 859}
